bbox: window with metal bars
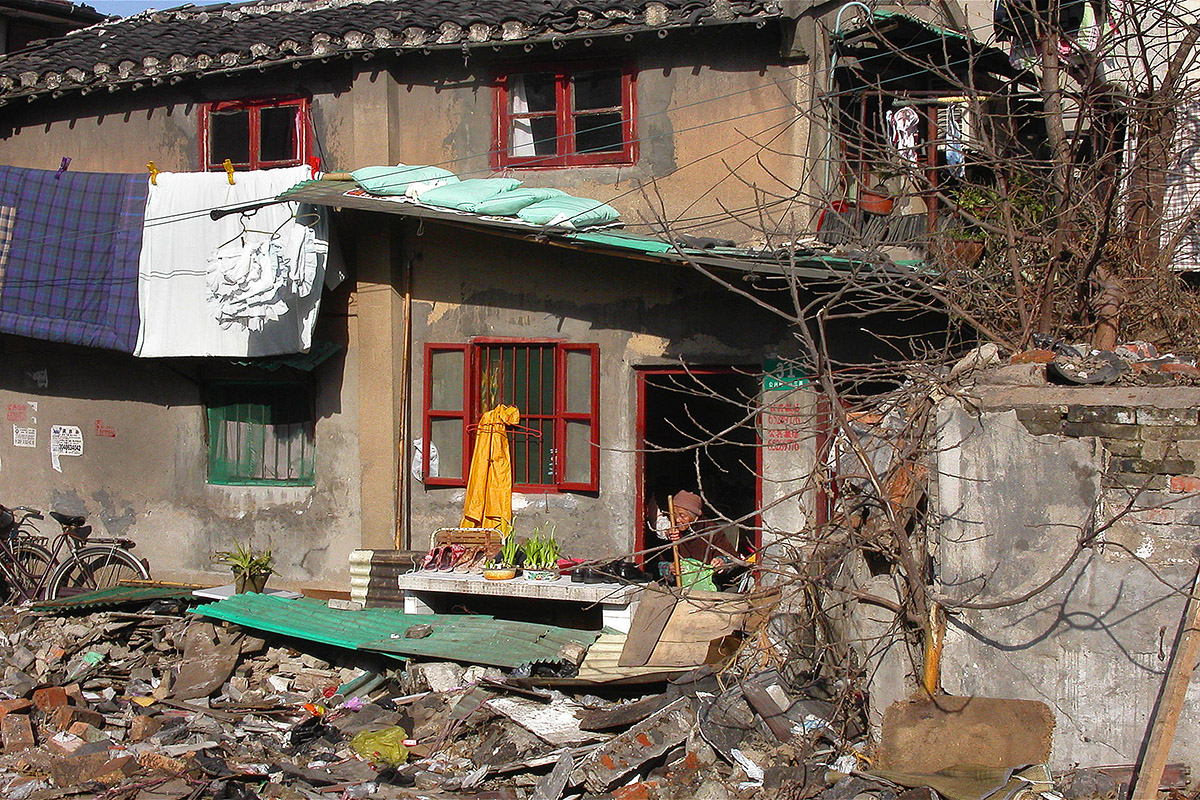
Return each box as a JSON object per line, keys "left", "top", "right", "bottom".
{"left": 205, "top": 382, "right": 315, "bottom": 486}
{"left": 422, "top": 341, "right": 599, "bottom": 491}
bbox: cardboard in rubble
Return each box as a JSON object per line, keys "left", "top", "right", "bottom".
{"left": 619, "top": 587, "right": 750, "bottom": 668}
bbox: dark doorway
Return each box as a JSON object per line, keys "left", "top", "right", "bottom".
{"left": 636, "top": 368, "right": 760, "bottom": 576}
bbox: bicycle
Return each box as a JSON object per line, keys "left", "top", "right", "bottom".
{"left": 0, "top": 505, "right": 150, "bottom": 603}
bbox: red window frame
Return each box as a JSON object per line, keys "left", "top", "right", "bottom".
{"left": 422, "top": 340, "right": 600, "bottom": 493}
{"left": 199, "top": 96, "right": 313, "bottom": 171}
{"left": 493, "top": 62, "right": 637, "bottom": 169}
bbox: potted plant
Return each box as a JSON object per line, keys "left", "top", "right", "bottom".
{"left": 482, "top": 534, "right": 520, "bottom": 581}
{"left": 521, "top": 530, "right": 561, "bottom": 582}
{"left": 214, "top": 541, "right": 275, "bottom": 593}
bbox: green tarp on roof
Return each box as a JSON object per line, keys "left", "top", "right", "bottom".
{"left": 193, "top": 593, "right": 598, "bottom": 669}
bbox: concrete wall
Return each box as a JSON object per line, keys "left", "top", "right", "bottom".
{"left": 0, "top": 320, "right": 361, "bottom": 592}
{"left": 935, "top": 385, "right": 1200, "bottom": 768}
{"left": 401, "top": 219, "right": 797, "bottom": 557}
{"left": 385, "top": 27, "right": 812, "bottom": 244}
{"left": 0, "top": 27, "right": 810, "bottom": 246}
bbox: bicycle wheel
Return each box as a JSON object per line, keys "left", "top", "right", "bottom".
{"left": 46, "top": 546, "right": 149, "bottom": 600}
{"left": 0, "top": 540, "right": 53, "bottom": 604}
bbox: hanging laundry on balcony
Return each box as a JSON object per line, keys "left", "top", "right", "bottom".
{"left": 0, "top": 165, "right": 148, "bottom": 352}
{"left": 135, "top": 165, "right": 336, "bottom": 358}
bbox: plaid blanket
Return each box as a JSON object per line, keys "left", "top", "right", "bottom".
{"left": 0, "top": 166, "right": 148, "bottom": 352}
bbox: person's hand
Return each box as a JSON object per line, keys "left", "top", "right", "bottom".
{"left": 666, "top": 527, "right": 681, "bottom": 542}
{"left": 709, "top": 557, "right": 726, "bottom": 570}
{"left": 668, "top": 561, "right": 680, "bottom": 576}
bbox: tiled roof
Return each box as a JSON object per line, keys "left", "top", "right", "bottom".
{"left": 0, "top": 0, "right": 782, "bottom": 105}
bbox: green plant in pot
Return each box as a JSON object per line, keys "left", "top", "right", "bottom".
{"left": 214, "top": 541, "right": 274, "bottom": 593}
{"left": 483, "top": 534, "right": 521, "bottom": 581}
{"left": 521, "top": 529, "right": 561, "bottom": 582}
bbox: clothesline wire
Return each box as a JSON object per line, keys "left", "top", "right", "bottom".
{"left": 6, "top": 34, "right": 1016, "bottom": 255}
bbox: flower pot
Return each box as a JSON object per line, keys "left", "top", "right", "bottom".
{"left": 482, "top": 567, "right": 518, "bottom": 581}
{"left": 235, "top": 571, "right": 270, "bottom": 593}
{"left": 524, "top": 569, "right": 560, "bottom": 582}
{"left": 857, "top": 189, "right": 895, "bottom": 216}
{"left": 931, "top": 239, "right": 985, "bottom": 268}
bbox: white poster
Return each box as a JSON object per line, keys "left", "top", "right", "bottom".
{"left": 49, "top": 425, "right": 83, "bottom": 473}
{"left": 12, "top": 426, "right": 35, "bottom": 448}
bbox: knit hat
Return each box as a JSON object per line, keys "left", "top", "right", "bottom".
{"left": 672, "top": 490, "right": 703, "bottom": 518}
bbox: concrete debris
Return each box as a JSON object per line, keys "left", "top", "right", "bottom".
{"left": 0, "top": 598, "right": 1117, "bottom": 800}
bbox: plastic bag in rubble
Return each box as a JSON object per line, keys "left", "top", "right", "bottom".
{"left": 350, "top": 726, "right": 410, "bottom": 765}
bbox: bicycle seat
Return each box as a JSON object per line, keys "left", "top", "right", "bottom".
{"left": 49, "top": 511, "right": 87, "bottom": 528}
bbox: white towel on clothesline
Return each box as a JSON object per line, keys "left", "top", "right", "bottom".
{"left": 135, "top": 166, "right": 339, "bottom": 358}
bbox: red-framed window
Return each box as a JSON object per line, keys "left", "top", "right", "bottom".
{"left": 422, "top": 340, "right": 600, "bottom": 492}
{"left": 200, "top": 97, "right": 312, "bottom": 171}
{"left": 494, "top": 64, "right": 637, "bottom": 168}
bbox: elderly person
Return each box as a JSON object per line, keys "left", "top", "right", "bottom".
{"left": 661, "top": 490, "right": 735, "bottom": 589}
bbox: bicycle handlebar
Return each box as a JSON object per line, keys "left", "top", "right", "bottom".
{"left": 11, "top": 507, "right": 43, "bottom": 519}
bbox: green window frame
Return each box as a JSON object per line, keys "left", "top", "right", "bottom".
{"left": 205, "top": 382, "right": 315, "bottom": 486}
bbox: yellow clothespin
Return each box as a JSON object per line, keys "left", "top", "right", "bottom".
{"left": 147, "top": 161, "right": 159, "bottom": 186}
{"left": 222, "top": 158, "right": 235, "bottom": 186}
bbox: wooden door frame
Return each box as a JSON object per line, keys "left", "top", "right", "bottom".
{"left": 634, "top": 366, "right": 763, "bottom": 561}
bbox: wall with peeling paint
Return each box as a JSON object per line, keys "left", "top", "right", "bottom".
{"left": 933, "top": 387, "right": 1200, "bottom": 767}
{"left": 0, "top": 316, "right": 361, "bottom": 592}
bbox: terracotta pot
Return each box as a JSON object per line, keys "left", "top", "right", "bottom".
{"left": 235, "top": 571, "right": 270, "bottom": 593}
{"left": 932, "top": 239, "right": 985, "bottom": 268}
{"left": 857, "top": 189, "right": 895, "bottom": 216}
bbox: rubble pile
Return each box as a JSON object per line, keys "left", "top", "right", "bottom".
{"left": 0, "top": 600, "right": 871, "bottom": 800}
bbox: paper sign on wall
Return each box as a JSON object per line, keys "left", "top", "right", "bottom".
{"left": 49, "top": 425, "right": 83, "bottom": 473}
{"left": 12, "top": 426, "right": 34, "bottom": 448}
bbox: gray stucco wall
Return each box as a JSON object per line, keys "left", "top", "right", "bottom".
{"left": 935, "top": 387, "right": 1200, "bottom": 768}
{"left": 403, "top": 220, "right": 796, "bottom": 558}
{"left": 0, "top": 332, "right": 361, "bottom": 592}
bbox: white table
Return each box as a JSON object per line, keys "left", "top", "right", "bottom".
{"left": 396, "top": 571, "right": 642, "bottom": 632}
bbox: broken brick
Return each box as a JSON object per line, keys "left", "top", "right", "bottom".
{"left": 32, "top": 686, "right": 70, "bottom": 712}
{"left": 63, "top": 683, "right": 87, "bottom": 707}
{"left": 47, "top": 731, "right": 85, "bottom": 755}
{"left": 0, "top": 698, "right": 32, "bottom": 718}
{"left": 96, "top": 755, "right": 138, "bottom": 785}
{"left": 128, "top": 714, "right": 162, "bottom": 743}
{"left": 54, "top": 705, "right": 105, "bottom": 731}
{"left": 614, "top": 780, "right": 661, "bottom": 800}
{"left": 136, "top": 751, "right": 188, "bottom": 775}
{"left": 50, "top": 742, "right": 113, "bottom": 788}
{"left": 1010, "top": 349, "right": 1055, "bottom": 364}
{"left": 67, "top": 721, "right": 106, "bottom": 742}
{"left": 2, "top": 713, "right": 35, "bottom": 753}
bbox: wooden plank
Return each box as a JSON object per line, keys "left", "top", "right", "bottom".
{"left": 579, "top": 694, "right": 672, "bottom": 731}
{"left": 532, "top": 752, "right": 575, "bottom": 800}
{"left": 569, "top": 697, "right": 693, "bottom": 793}
{"left": 1132, "top": 563, "right": 1200, "bottom": 800}
{"left": 618, "top": 588, "right": 676, "bottom": 667}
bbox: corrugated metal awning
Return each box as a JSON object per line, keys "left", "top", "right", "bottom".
{"left": 279, "top": 180, "right": 913, "bottom": 283}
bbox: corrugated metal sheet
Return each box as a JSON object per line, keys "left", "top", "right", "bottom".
{"left": 570, "top": 632, "right": 684, "bottom": 683}
{"left": 192, "top": 594, "right": 455, "bottom": 657}
{"left": 363, "top": 618, "right": 599, "bottom": 668}
{"left": 30, "top": 584, "right": 202, "bottom": 612}
{"left": 193, "top": 593, "right": 599, "bottom": 669}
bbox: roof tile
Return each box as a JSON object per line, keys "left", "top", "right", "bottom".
{"left": 0, "top": 0, "right": 781, "bottom": 105}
